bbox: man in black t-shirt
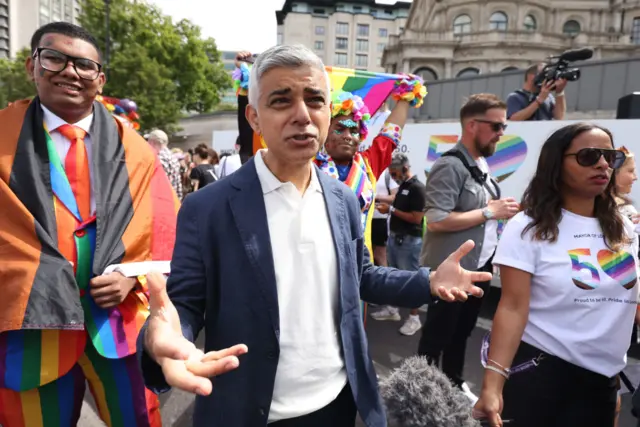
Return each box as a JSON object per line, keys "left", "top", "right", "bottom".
{"left": 371, "top": 153, "right": 427, "bottom": 336}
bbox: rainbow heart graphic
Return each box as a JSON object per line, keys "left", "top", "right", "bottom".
{"left": 597, "top": 249, "right": 638, "bottom": 290}
{"left": 425, "top": 135, "right": 528, "bottom": 182}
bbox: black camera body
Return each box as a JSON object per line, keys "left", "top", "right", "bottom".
{"left": 534, "top": 47, "right": 594, "bottom": 89}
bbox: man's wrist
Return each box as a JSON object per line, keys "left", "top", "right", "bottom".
{"left": 482, "top": 207, "right": 495, "bottom": 221}
{"left": 555, "top": 91, "right": 565, "bottom": 97}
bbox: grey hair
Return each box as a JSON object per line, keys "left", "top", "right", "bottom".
{"left": 390, "top": 153, "right": 410, "bottom": 168}
{"left": 248, "top": 44, "right": 331, "bottom": 107}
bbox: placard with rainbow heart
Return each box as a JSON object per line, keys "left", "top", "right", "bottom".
{"left": 424, "top": 135, "right": 528, "bottom": 183}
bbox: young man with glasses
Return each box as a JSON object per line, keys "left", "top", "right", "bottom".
{"left": 0, "top": 22, "right": 178, "bottom": 427}
{"left": 416, "top": 93, "right": 520, "bottom": 403}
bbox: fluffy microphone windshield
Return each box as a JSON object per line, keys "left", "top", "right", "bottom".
{"left": 379, "top": 356, "right": 480, "bottom": 427}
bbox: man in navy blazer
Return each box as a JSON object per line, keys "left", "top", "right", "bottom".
{"left": 137, "top": 44, "right": 492, "bottom": 427}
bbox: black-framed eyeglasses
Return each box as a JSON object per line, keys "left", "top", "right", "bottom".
{"left": 474, "top": 119, "right": 508, "bottom": 132}
{"left": 33, "top": 47, "right": 102, "bottom": 81}
{"left": 565, "top": 147, "right": 627, "bottom": 169}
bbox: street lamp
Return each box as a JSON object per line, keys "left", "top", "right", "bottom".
{"left": 104, "top": 0, "right": 111, "bottom": 80}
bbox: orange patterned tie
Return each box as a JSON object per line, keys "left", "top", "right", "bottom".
{"left": 58, "top": 124, "right": 91, "bottom": 220}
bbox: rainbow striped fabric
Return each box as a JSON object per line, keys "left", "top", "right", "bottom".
{"left": 0, "top": 98, "right": 179, "bottom": 391}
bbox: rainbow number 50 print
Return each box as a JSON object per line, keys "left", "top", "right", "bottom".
{"left": 568, "top": 248, "right": 637, "bottom": 290}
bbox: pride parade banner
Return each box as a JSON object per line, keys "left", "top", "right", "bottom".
{"left": 214, "top": 119, "right": 640, "bottom": 206}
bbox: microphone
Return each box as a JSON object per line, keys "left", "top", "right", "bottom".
{"left": 558, "top": 47, "right": 593, "bottom": 62}
{"left": 379, "top": 356, "right": 481, "bottom": 427}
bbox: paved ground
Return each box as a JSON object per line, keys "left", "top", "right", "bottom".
{"left": 80, "top": 286, "right": 640, "bottom": 426}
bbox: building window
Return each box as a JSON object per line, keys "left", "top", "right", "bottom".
{"left": 453, "top": 14, "right": 472, "bottom": 35}
{"left": 314, "top": 40, "right": 324, "bottom": 50}
{"left": 414, "top": 67, "right": 438, "bottom": 81}
{"left": 335, "top": 37, "right": 348, "bottom": 50}
{"left": 524, "top": 14, "right": 536, "bottom": 31}
{"left": 377, "top": 42, "right": 386, "bottom": 52}
{"left": 376, "top": 57, "right": 382, "bottom": 66}
{"left": 313, "top": 8, "right": 325, "bottom": 15}
{"left": 353, "top": 6, "right": 362, "bottom": 12}
{"left": 316, "top": 26, "right": 325, "bottom": 35}
{"left": 64, "top": 0, "right": 73, "bottom": 21}
{"left": 563, "top": 20, "right": 581, "bottom": 37}
{"left": 336, "top": 22, "right": 349, "bottom": 35}
{"left": 457, "top": 67, "right": 480, "bottom": 77}
{"left": 379, "top": 28, "right": 388, "bottom": 37}
{"left": 632, "top": 17, "right": 640, "bottom": 44}
{"left": 357, "top": 24, "right": 369, "bottom": 37}
{"left": 335, "top": 53, "right": 348, "bottom": 66}
{"left": 356, "top": 39, "right": 369, "bottom": 52}
{"left": 489, "top": 12, "right": 508, "bottom": 31}
{"left": 277, "top": 33, "right": 284, "bottom": 45}
{"left": 355, "top": 54, "right": 368, "bottom": 67}
{"left": 502, "top": 66, "right": 519, "bottom": 72}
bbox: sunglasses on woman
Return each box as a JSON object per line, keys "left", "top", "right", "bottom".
{"left": 565, "top": 148, "right": 627, "bottom": 169}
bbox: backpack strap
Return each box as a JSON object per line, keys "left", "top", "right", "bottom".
{"left": 441, "top": 149, "right": 500, "bottom": 199}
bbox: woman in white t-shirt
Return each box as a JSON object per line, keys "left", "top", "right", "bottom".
{"left": 473, "top": 123, "right": 639, "bottom": 427}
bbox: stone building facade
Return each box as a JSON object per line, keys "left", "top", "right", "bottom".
{"left": 383, "top": 0, "right": 640, "bottom": 81}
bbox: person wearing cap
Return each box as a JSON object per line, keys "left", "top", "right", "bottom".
{"left": 147, "top": 129, "right": 183, "bottom": 200}
{"left": 374, "top": 153, "right": 428, "bottom": 336}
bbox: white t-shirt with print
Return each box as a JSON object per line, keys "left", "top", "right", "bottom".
{"left": 373, "top": 168, "right": 399, "bottom": 219}
{"left": 477, "top": 157, "right": 499, "bottom": 269}
{"left": 494, "top": 210, "right": 640, "bottom": 377}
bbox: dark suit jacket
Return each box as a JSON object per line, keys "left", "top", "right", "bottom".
{"left": 137, "top": 157, "right": 433, "bottom": 427}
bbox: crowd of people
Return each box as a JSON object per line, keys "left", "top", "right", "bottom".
{"left": 0, "top": 19, "right": 639, "bottom": 427}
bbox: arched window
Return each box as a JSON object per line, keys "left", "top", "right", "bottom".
{"left": 563, "top": 20, "right": 581, "bottom": 37}
{"left": 490, "top": 11, "right": 508, "bottom": 31}
{"left": 502, "top": 66, "right": 519, "bottom": 72}
{"left": 413, "top": 67, "right": 438, "bottom": 81}
{"left": 457, "top": 67, "right": 480, "bottom": 78}
{"left": 524, "top": 15, "right": 536, "bottom": 31}
{"left": 453, "top": 14, "right": 472, "bottom": 35}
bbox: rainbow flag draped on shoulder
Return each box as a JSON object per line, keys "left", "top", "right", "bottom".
{"left": 250, "top": 66, "right": 409, "bottom": 154}
{"left": 0, "top": 98, "right": 179, "bottom": 391}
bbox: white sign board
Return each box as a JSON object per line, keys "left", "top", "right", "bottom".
{"left": 214, "top": 119, "right": 640, "bottom": 208}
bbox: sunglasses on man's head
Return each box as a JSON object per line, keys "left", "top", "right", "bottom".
{"left": 565, "top": 147, "right": 627, "bottom": 169}
{"left": 474, "top": 119, "right": 508, "bottom": 132}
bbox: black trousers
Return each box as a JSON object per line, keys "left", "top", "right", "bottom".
{"left": 269, "top": 383, "right": 357, "bottom": 427}
{"left": 417, "top": 259, "right": 492, "bottom": 387}
{"left": 502, "top": 341, "right": 618, "bottom": 427}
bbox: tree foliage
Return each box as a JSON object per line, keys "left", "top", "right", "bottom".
{"left": 0, "top": 48, "right": 37, "bottom": 108}
{"left": 0, "top": 0, "right": 231, "bottom": 132}
{"left": 79, "top": 0, "right": 231, "bottom": 132}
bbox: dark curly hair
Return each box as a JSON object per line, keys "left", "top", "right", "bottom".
{"left": 521, "top": 122, "right": 629, "bottom": 250}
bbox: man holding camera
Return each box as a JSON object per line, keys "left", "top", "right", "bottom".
{"left": 506, "top": 63, "right": 567, "bottom": 121}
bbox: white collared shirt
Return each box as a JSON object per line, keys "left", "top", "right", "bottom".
{"left": 253, "top": 150, "right": 347, "bottom": 423}
{"left": 42, "top": 105, "right": 96, "bottom": 214}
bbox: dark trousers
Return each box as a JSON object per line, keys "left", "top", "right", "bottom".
{"left": 502, "top": 341, "right": 618, "bottom": 427}
{"left": 269, "top": 383, "right": 357, "bottom": 427}
{"left": 417, "top": 259, "right": 492, "bottom": 387}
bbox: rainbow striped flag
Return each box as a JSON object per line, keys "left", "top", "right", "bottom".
{"left": 252, "top": 67, "right": 404, "bottom": 154}
{"left": 0, "top": 98, "right": 180, "bottom": 391}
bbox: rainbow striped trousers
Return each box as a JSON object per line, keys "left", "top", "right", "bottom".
{"left": 0, "top": 337, "right": 161, "bottom": 427}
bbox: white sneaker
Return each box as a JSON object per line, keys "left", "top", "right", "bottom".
{"left": 399, "top": 315, "right": 422, "bottom": 336}
{"left": 461, "top": 382, "right": 479, "bottom": 405}
{"left": 418, "top": 304, "right": 428, "bottom": 313}
{"left": 370, "top": 306, "right": 401, "bottom": 321}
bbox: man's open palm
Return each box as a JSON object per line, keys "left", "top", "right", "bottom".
{"left": 430, "top": 240, "right": 493, "bottom": 302}
{"left": 144, "top": 272, "right": 248, "bottom": 395}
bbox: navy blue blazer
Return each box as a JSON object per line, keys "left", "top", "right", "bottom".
{"left": 138, "top": 157, "right": 433, "bottom": 427}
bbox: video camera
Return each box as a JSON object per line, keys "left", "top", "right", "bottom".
{"left": 534, "top": 47, "right": 593, "bottom": 89}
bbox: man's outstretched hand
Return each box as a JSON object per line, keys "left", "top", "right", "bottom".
{"left": 429, "top": 240, "right": 493, "bottom": 302}
{"left": 143, "top": 272, "right": 248, "bottom": 396}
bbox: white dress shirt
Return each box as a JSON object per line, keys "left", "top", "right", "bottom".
{"left": 253, "top": 150, "right": 347, "bottom": 423}
{"left": 42, "top": 105, "right": 96, "bottom": 214}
